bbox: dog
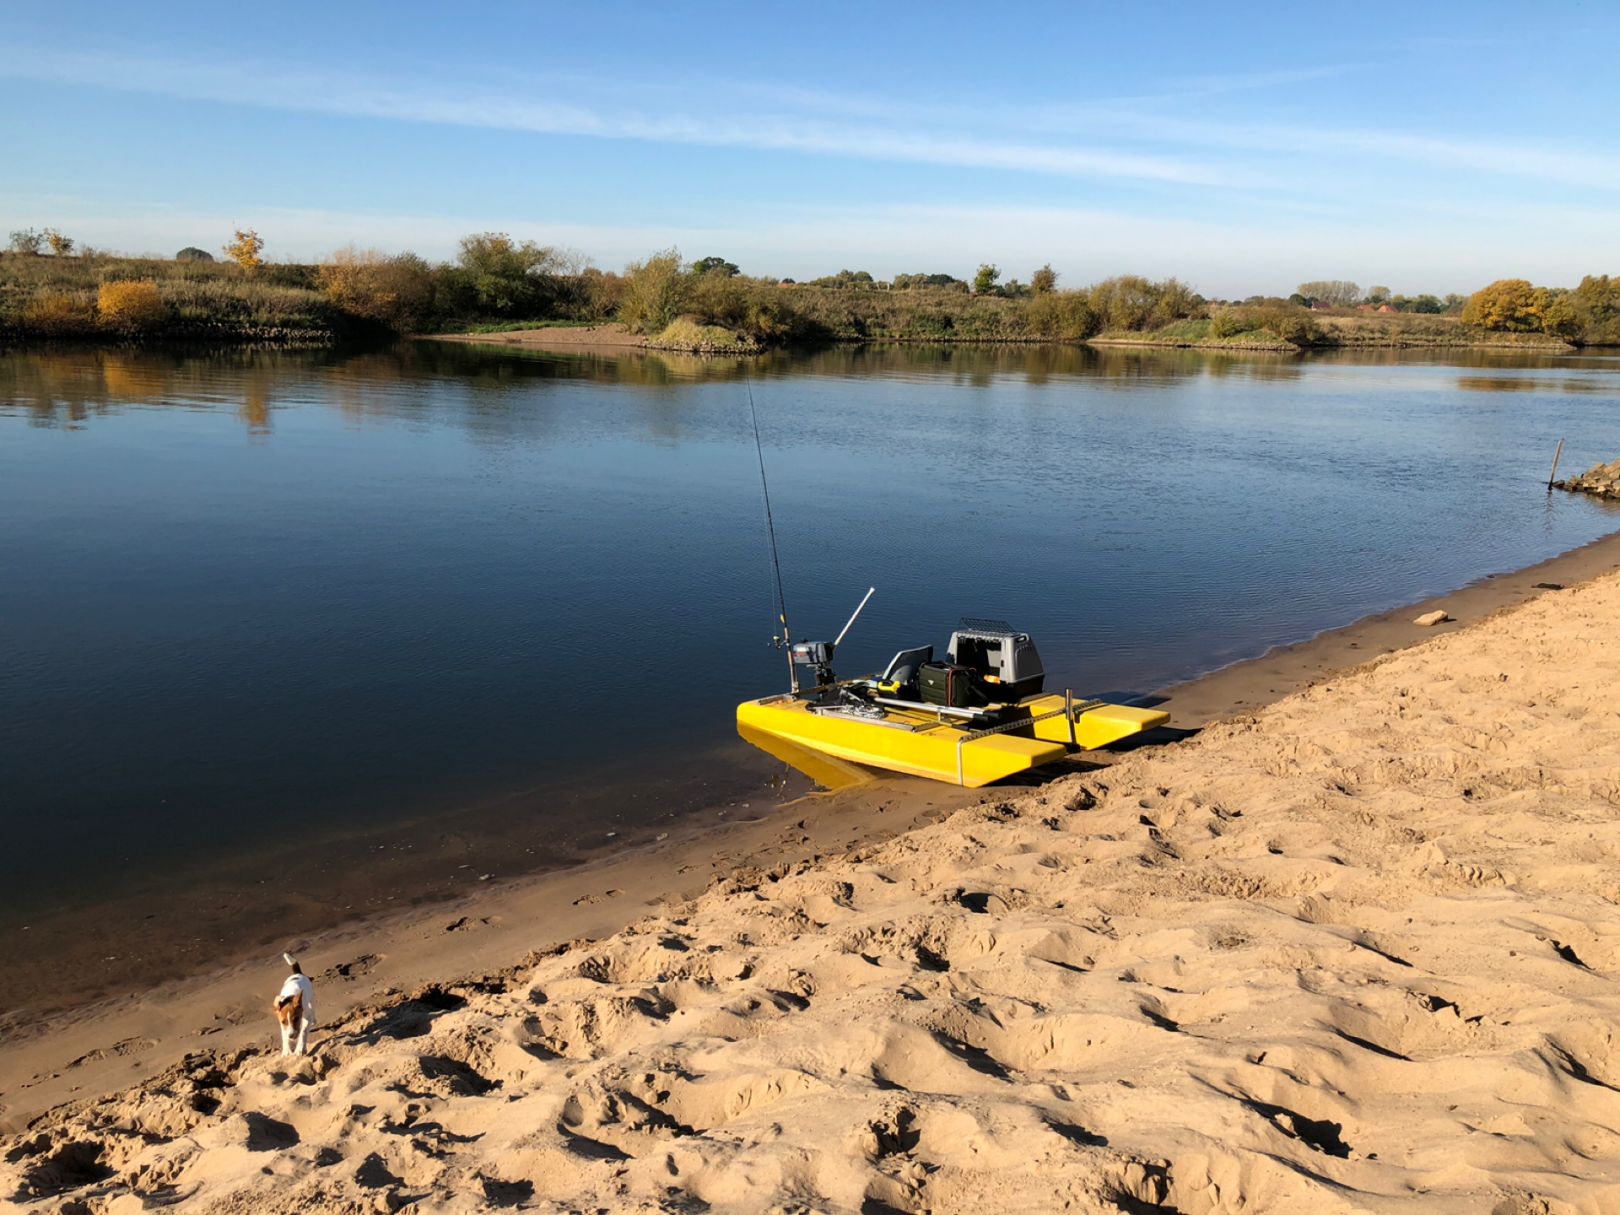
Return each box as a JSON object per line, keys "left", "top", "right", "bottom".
{"left": 273, "top": 952, "right": 317, "bottom": 1056}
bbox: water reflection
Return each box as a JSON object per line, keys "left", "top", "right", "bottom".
{"left": 1456, "top": 376, "right": 1611, "bottom": 394}
{"left": 737, "top": 723, "right": 872, "bottom": 793}
{"left": 0, "top": 342, "right": 1328, "bottom": 433}
{"left": 18, "top": 343, "right": 1614, "bottom": 436}
{"left": 2, "top": 339, "right": 1619, "bottom": 941}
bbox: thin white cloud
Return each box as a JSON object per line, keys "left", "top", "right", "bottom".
{"left": 5, "top": 43, "right": 1610, "bottom": 199}
{"left": 1147, "top": 63, "right": 1367, "bottom": 99}
{"left": 1012, "top": 108, "right": 1620, "bottom": 193}
{"left": 6, "top": 44, "right": 1609, "bottom": 198}
{"left": 0, "top": 48, "right": 1243, "bottom": 187}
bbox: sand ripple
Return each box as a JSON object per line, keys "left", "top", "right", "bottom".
{"left": 9, "top": 577, "right": 1620, "bottom": 1212}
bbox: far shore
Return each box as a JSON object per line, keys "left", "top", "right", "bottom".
{"left": 5, "top": 525, "right": 1619, "bottom": 1138}
{"left": 424, "top": 321, "right": 1580, "bottom": 356}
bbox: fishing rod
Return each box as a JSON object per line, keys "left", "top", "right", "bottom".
{"left": 746, "top": 378, "right": 798, "bottom": 692}
{"left": 747, "top": 379, "right": 877, "bottom": 694}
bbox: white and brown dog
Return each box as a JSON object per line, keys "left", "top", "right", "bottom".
{"left": 273, "top": 952, "right": 317, "bottom": 1056}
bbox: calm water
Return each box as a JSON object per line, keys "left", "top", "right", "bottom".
{"left": 2, "top": 341, "right": 1619, "bottom": 937}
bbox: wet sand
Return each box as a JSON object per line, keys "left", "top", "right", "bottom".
{"left": 4, "top": 526, "right": 1619, "bottom": 1148}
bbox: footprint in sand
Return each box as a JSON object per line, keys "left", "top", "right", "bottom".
{"left": 444, "top": 917, "right": 497, "bottom": 933}
{"left": 327, "top": 953, "right": 382, "bottom": 979}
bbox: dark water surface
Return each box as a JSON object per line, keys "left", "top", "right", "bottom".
{"left": 2, "top": 342, "right": 1618, "bottom": 946}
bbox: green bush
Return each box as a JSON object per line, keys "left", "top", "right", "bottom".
{"left": 618, "top": 249, "right": 689, "bottom": 333}
{"left": 1026, "top": 292, "right": 1098, "bottom": 340}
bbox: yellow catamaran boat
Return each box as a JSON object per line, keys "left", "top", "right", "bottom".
{"left": 736, "top": 590, "right": 1168, "bottom": 787}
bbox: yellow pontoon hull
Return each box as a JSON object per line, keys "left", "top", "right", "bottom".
{"left": 736, "top": 690, "right": 1168, "bottom": 788}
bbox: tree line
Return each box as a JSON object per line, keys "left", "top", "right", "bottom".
{"left": 1458, "top": 276, "right": 1620, "bottom": 343}
{"left": 5, "top": 224, "right": 1617, "bottom": 347}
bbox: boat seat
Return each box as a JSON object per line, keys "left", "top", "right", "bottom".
{"left": 877, "top": 645, "right": 933, "bottom": 694}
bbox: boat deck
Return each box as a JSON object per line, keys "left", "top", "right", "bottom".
{"left": 737, "top": 688, "right": 1168, "bottom": 787}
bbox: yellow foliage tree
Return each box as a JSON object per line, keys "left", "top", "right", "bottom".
{"left": 1461, "top": 278, "right": 1542, "bottom": 331}
{"left": 223, "top": 228, "right": 265, "bottom": 272}
{"left": 316, "top": 246, "right": 434, "bottom": 329}
{"left": 42, "top": 228, "right": 75, "bottom": 256}
{"left": 97, "top": 280, "right": 169, "bottom": 332}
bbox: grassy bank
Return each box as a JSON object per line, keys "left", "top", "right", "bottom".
{"left": 1092, "top": 312, "right": 1574, "bottom": 353}
{"left": 0, "top": 251, "right": 344, "bottom": 344}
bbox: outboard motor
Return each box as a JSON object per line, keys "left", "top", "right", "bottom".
{"left": 779, "top": 587, "right": 875, "bottom": 693}
{"left": 789, "top": 639, "right": 838, "bottom": 688}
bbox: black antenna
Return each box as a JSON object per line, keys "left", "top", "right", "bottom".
{"left": 747, "top": 378, "right": 798, "bottom": 692}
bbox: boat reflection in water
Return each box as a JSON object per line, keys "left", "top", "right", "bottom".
{"left": 737, "top": 722, "right": 875, "bottom": 793}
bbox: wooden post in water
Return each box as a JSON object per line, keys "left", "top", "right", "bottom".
{"left": 1547, "top": 438, "right": 1565, "bottom": 492}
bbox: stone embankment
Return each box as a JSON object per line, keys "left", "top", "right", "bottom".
{"left": 1555, "top": 458, "right": 1620, "bottom": 500}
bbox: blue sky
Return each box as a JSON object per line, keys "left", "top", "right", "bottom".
{"left": 2, "top": 0, "right": 1616, "bottom": 296}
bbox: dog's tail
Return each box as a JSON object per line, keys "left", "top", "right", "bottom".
{"left": 283, "top": 951, "right": 302, "bottom": 975}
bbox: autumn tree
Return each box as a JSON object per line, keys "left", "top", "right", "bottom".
{"left": 1573, "top": 274, "right": 1620, "bottom": 322}
{"left": 1461, "top": 278, "right": 1541, "bottom": 331}
{"left": 617, "top": 249, "right": 690, "bottom": 333}
{"left": 1539, "top": 289, "right": 1582, "bottom": 339}
{"left": 1365, "top": 285, "right": 1391, "bottom": 305}
{"left": 1086, "top": 275, "right": 1202, "bottom": 331}
{"left": 8, "top": 228, "right": 43, "bottom": 254}
{"left": 973, "top": 263, "right": 1001, "bottom": 295}
{"left": 687, "top": 264, "right": 752, "bottom": 327}
{"left": 223, "top": 228, "right": 265, "bottom": 272}
{"left": 1570, "top": 274, "right": 1620, "bottom": 342}
{"left": 1088, "top": 275, "right": 1161, "bottom": 330}
{"left": 316, "top": 246, "right": 435, "bottom": 330}
{"left": 42, "top": 228, "right": 74, "bottom": 256}
{"left": 1296, "top": 280, "right": 1360, "bottom": 308}
{"left": 1031, "top": 263, "right": 1058, "bottom": 294}
{"left": 577, "top": 267, "right": 627, "bottom": 321}
{"left": 1152, "top": 277, "right": 1201, "bottom": 324}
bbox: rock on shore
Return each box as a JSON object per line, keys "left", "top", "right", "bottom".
{"left": 1555, "top": 458, "right": 1620, "bottom": 499}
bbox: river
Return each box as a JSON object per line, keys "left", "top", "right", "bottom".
{"left": 2, "top": 341, "right": 1617, "bottom": 1003}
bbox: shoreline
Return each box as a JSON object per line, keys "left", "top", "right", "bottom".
{"left": 4, "top": 326, "right": 1599, "bottom": 358}
{"left": 6, "top": 525, "right": 1620, "bottom": 1134}
{"left": 422, "top": 323, "right": 1588, "bottom": 356}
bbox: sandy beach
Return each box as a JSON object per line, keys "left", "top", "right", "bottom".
{"left": 7, "top": 536, "right": 1620, "bottom": 1211}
